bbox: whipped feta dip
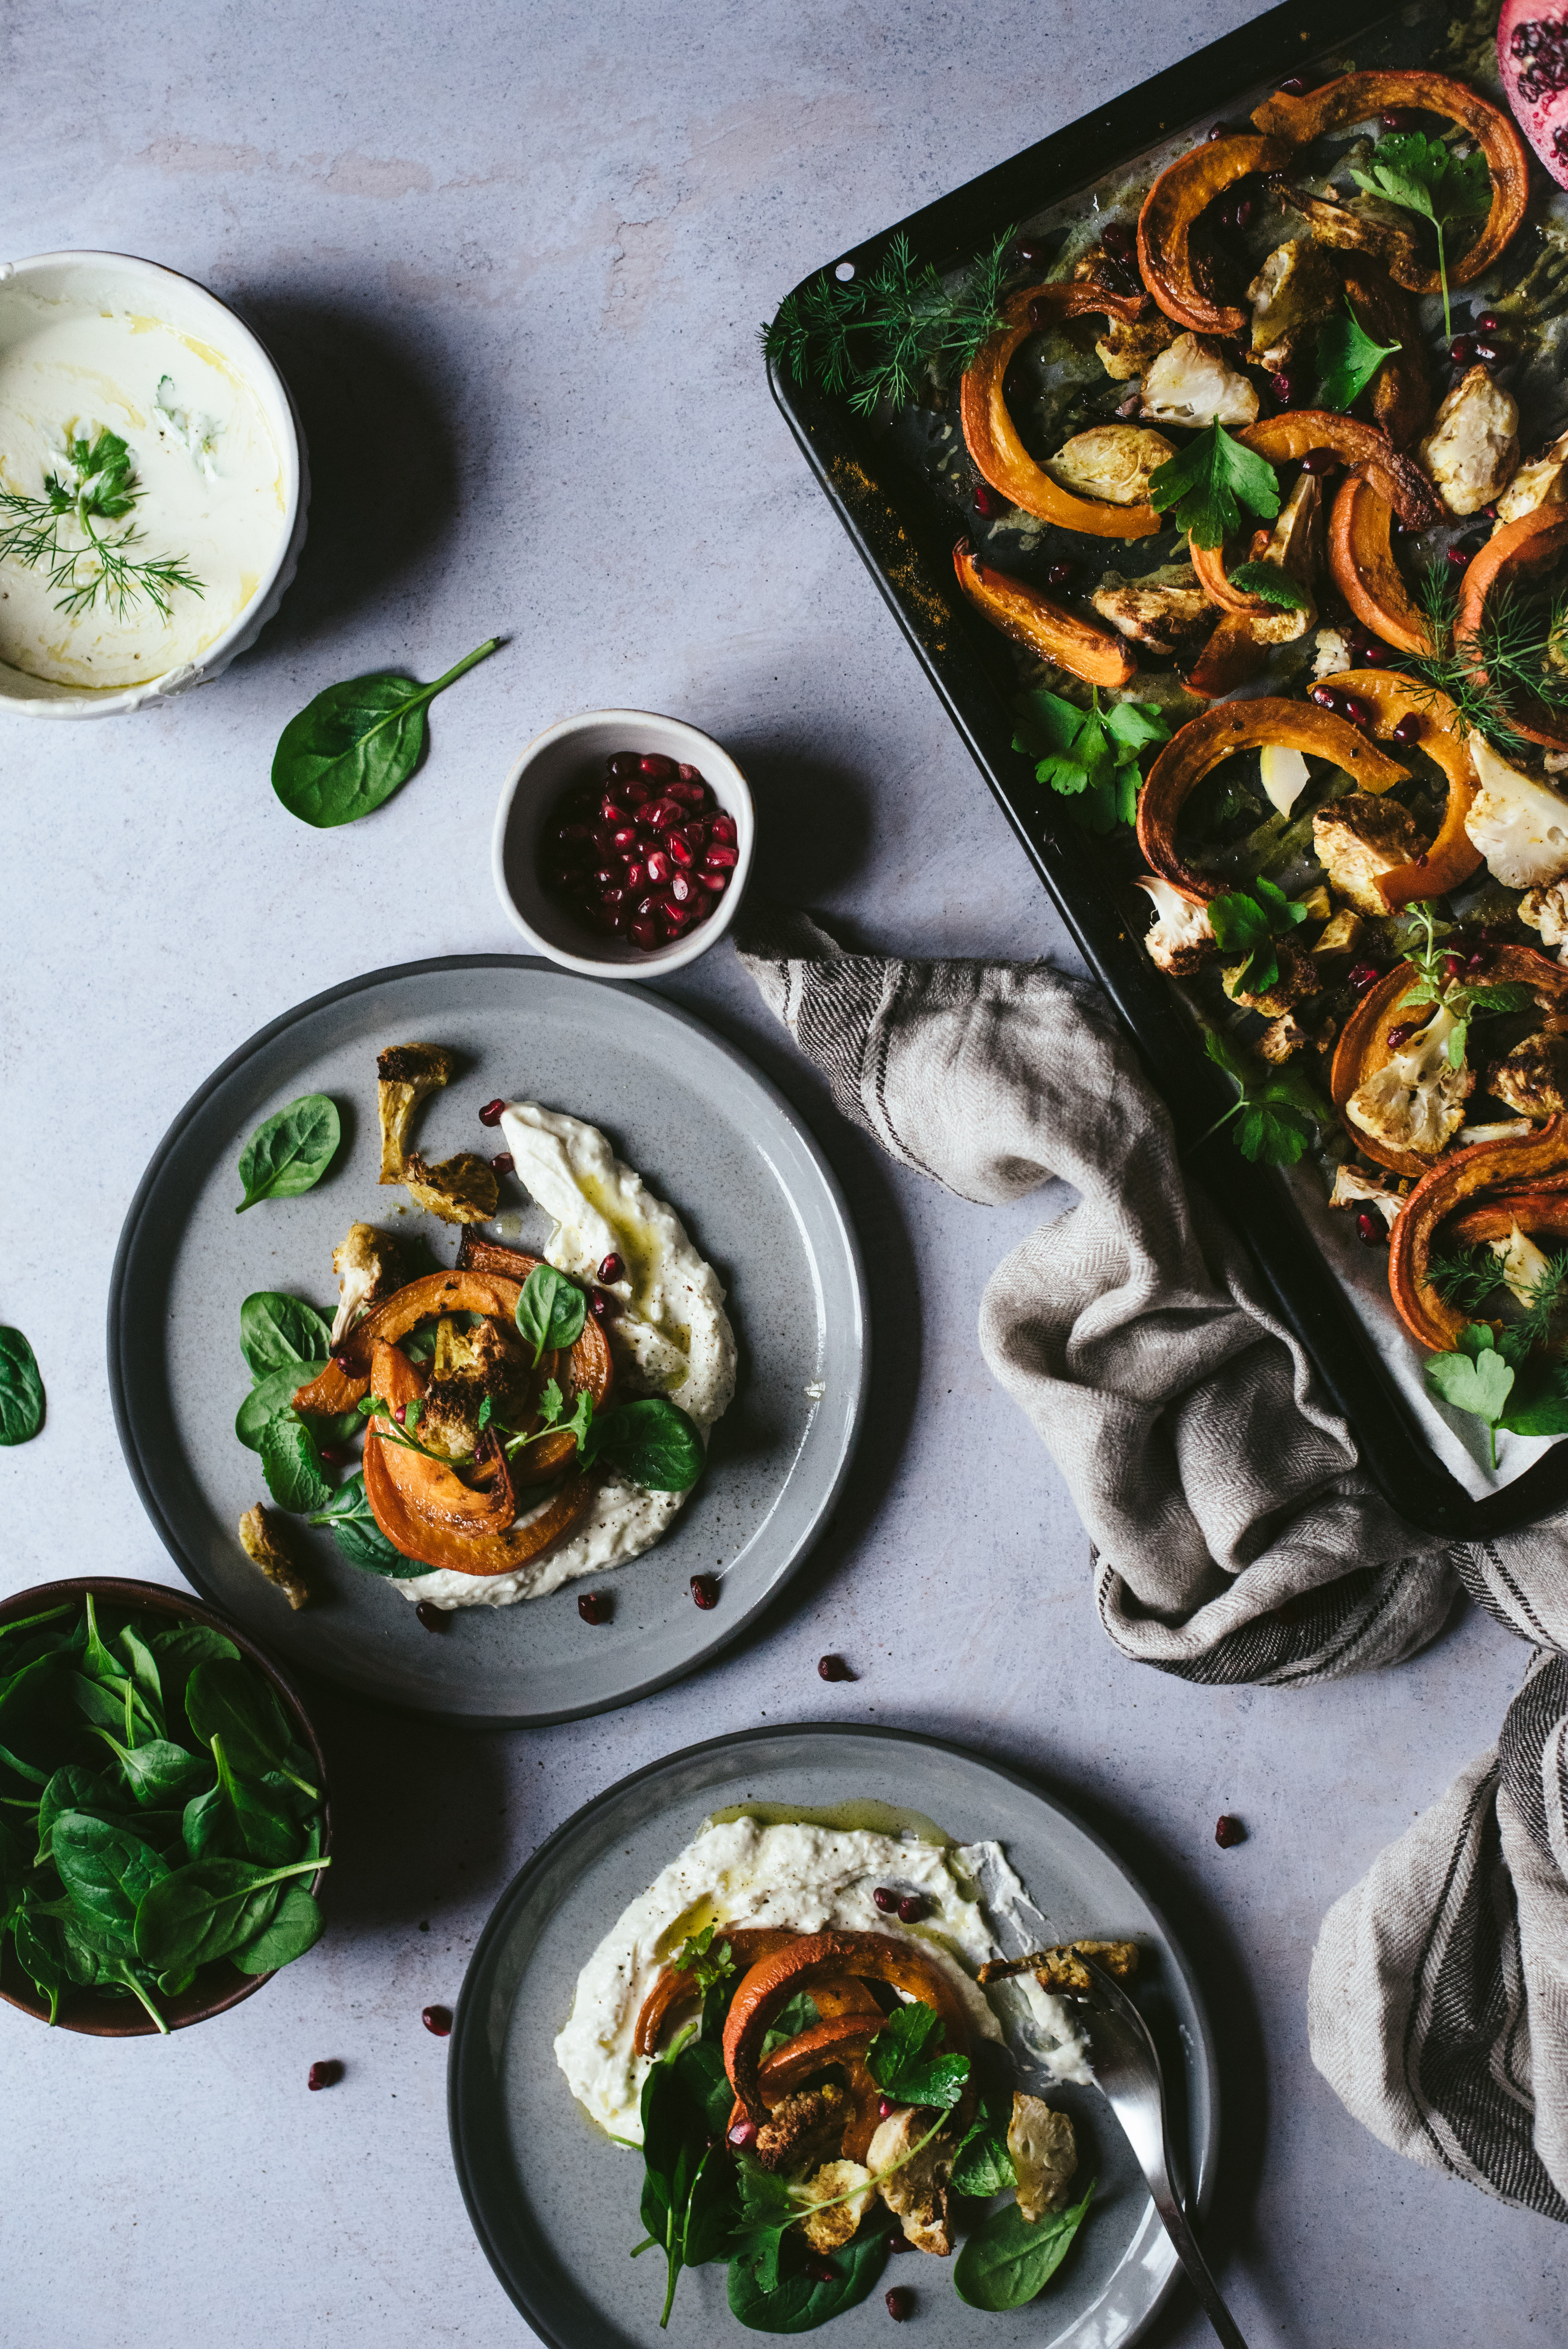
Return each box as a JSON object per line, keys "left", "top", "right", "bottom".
{"left": 0, "top": 293, "right": 287, "bottom": 692}
{"left": 554, "top": 1817, "right": 1090, "bottom": 2141}
{"left": 397, "top": 1102, "right": 736, "bottom": 1611}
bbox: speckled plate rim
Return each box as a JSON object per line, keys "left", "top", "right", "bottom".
{"left": 447, "top": 1722, "right": 1221, "bottom": 2349}
{"left": 106, "top": 953, "right": 869, "bottom": 1725}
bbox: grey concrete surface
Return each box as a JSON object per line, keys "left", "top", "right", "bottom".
{"left": 2, "top": 2, "right": 1563, "bottom": 2343}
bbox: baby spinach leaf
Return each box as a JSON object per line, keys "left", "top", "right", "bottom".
{"left": 953, "top": 2177, "right": 1096, "bottom": 2310}
{"left": 259, "top": 1414, "right": 334, "bottom": 1515}
{"left": 308, "top": 1474, "right": 425, "bottom": 1576}
{"left": 79, "top": 1594, "right": 122, "bottom": 1688}
{"left": 185, "top": 1660, "right": 302, "bottom": 1788}
{"left": 51, "top": 1812, "right": 171, "bottom": 1937}
{"left": 726, "top": 2226, "right": 890, "bottom": 2334}
{"left": 69, "top": 1670, "right": 136, "bottom": 1736}
{"left": 14, "top": 1904, "right": 68, "bottom": 2021}
{"left": 235, "top": 1094, "right": 341, "bottom": 1214}
{"left": 515, "top": 1264, "right": 589, "bottom": 1363}
{"left": 636, "top": 2057, "right": 711, "bottom": 2326}
{"left": 134, "top": 1854, "right": 326, "bottom": 1972}
{"left": 865, "top": 1999, "right": 969, "bottom": 2110}
{"left": 115, "top": 1625, "right": 164, "bottom": 1730}
{"left": 240, "top": 1291, "right": 335, "bottom": 1377}
{"left": 0, "top": 1740, "right": 49, "bottom": 1791}
{"left": 761, "top": 1989, "right": 818, "bottom": 2058}
{"left": 36, "top": 1763, "right": 126, "bottom": 1860}
{"left": 229, "top": 1881, "right": 324, "bottom": 1973}
{"left": 951, "top": 2067, "right": 1018, "bottom": 2198}
{"left": 0, "top": 1326, "right": 45, "bottom": 1446}
{"left": 581, "top": 1397, "right": 705, "bottom": 1491}
{"left": 271, "top": 637, "right": 501, "bottom": 828}
{"left": 182, "top": 1736, "right": 299, "bottom": 1865}
{"left": 89, "top": 1729, "right": 212, "bottom": 1807}
{"left": 151, "top": 1624, "right": 240, "bottom": 1742}
{"left": 672, "top": 2036, "right": 738, "bottom": 2136}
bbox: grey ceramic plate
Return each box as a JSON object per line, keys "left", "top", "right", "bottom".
{"left": 449, "top": 1724, "right": 1219, "bottom": 2349}
{"left": 108, "top": 956, "right": 867, "bottom": 1724}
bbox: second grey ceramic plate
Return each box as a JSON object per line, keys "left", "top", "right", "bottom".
{"left": 109, "top": 956, "right": 866, "bottom": 1723}
{"left": 449, "top": 1725, "right": 1219, "bottom": 2349}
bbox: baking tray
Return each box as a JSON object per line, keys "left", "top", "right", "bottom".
{"left": 768, "top": 0, "right": 1568, "bottom": 1539}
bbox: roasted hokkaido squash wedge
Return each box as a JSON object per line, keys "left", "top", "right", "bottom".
{"left": 953, "top": 539, "right": 1137, "bottom": 686}
{"left": 1136, "top": 700, "right": 1409, "bottom": 902}
{"left": 1328, "top": 473, "right": 1429, "bottom": 655}
{"left": 632, "top": 1930, "right": 879, "bottom": 2056}
{"left": 727, "top": 2014, "right": 888, "bottom": 2164}
{"left": 1186, "top": 537, "right": 1278, "bottom": 620}
{"left": 1136, "top": 135, "right": 1290, "bottom": 335}
{"left": 361, "top": 1346, "right": 519, "bottom": 1537}
{"left": 722, "top": 1930, "right": 972, "bottom": 2124}
{"left": 1251, "top": 71, "right": 1530, "bottom": 292}
{"left": 960, "top": 284, "right": 1162, "bottom": 536}
{"left": 362, "top": 1336, "right": 597, "bottom": 1574}
{"left": 1387, "top": 1117, "right": 1568, "bottom": 1350}
{"left": 1456, "top": 508, "right": 1568, "bottom": 753}
{"left": 1445, "top": 1193, "right": 1568, "bottom": 1249}
{"left": 1314, "top": 668, "right": 1480, "bottom": 909}
{"left": 1237, "top": 411, "right": 1440, "bottom": 531}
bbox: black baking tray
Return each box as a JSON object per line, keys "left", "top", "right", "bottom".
{"left": 767, "top": 0, "right": 1568, "bottom": 1538}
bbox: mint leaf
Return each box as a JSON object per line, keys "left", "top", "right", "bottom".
{"left": 1317, "top": 301, "right": 1402, "bottom": 412}
{"left": 1148, "top": 419, "right": 1280, "bottom": 550}
{"left": 866, "top": 2000, "right": 969, "bottom": 2111}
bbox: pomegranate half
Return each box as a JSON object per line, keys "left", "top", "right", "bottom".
{"left": 1500, "top": 0, "right": 1568, "bottom": 189}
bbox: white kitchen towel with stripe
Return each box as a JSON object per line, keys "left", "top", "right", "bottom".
{"left": 738, "top": 909, "right": 1568, "bottom": 2219}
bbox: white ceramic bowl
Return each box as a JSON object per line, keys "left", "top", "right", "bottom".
{"left": 492, "top": 709, "right": 754, "bottom": 979}
{"left": 0, "top": 250, "right": 308, "bottom": 719}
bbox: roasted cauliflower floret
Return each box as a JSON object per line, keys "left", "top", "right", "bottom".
{"left": 1487, "top": 1028, "right": 1568, "bottom": 1118}
{"left": 1464, "top": 739, "right": 1568, "bottom": 889}
{"left": 329, "top": 1222, "right": 404, "bottom": 1346}
{"left": 1141, "top": 332, "right": 1259, "bottom": 428}
{"left": 1244, "top": 471, "right": 1324, "bottom": 644}
{"left": 1008, "top": 2099, "right": 1078, "bottom": 2224}
{"left": 377, "top": 1042, "right": 457, "bottom": 1183}
{"left": 1313, "top": 908, "right": 1368, "bottom": 962}
{"left": 1490, "top": 1216, "right": 1556, "bottom": 1308}
{"left": 1495, "top": 429, "right": 1568, "bottom": 529}
{"left": 800, "top": 2161, "right": 875, "bottom": 2253}
{"left": 1047, "top": 423, "right": 1176, "bottom": 506}
{"left": 419, "top": 1316, "right": 531, "bottom": 1458}
{"left": 1519, "top": 880, "right": 1568, "bottom": 951}
{"left": 755, "top": 2084, "right": 848, "bottom": 2176}
{"left": 1418, "top": 366, "right": 1519, "bottom": 518}
{"left": 1257, "top": 1009, "right": 1326, "bottom": 1063}
{"left": 1344, "top": 1005, "right": 1475, "bottom": 1156}
{"left": 1313, "top": 627, "right": 1353, "bottom": 681}
{"left": 1094, "top": 312, "right": 1178, "bottom": 381}
{"left": 1221, "top": 937, "right": 1318, "bottom": 1016}
{"left": 237, "top": 1504, "right": 311, "bottom": 1611}
{"left": 866, "top": 2105, "right": 954, "bottom": 2255}
{"left": 1135, "top": 875, "right": 1217, "bottom": 975}
{"left": 1312, "top": 793, "right": 1424, "bottom": 916}
{"left": 1247, "top": 239, "right": 1339, "bottom": 372}
{"left": 1329, "top": 1161, "right": 1403, "bottom": 1227}
{"left": 403, "top": 1150, "right": 499, "bottom": 1226}
{"left": 979, "top": 1938, "right": 1140, "bottom": 1993}
{"left": 1090, "top": 564, "right": 1216, "bottom": 655}
{"left": 1275, "top": 185, "right": 1422, "bottom": 280}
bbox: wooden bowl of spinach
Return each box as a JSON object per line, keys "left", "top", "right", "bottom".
{"left": 0, "top": 1577, "right": 330, "bottom": 2035}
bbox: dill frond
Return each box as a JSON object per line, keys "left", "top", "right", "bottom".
{"left": 1428, "top": 1240, "right": 1504, "bottom": 1314}
{"left": 1410, "top": 562, "right": 1568, "bottom": 756}
{"left": 761, "top": 227, "right": 1017, "bottom": 414}
{"left": 0, "top": 438, "right": 202, "bottom": 622}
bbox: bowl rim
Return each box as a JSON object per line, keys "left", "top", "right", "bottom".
{"left": 0, "top": 1573, "right": 330, "bottom": 2035}
{"left": 0, "top": 248, "right": 304, "bottom": 719}
{"left": 490, "top": 706, "right": 754, "bottom": 979}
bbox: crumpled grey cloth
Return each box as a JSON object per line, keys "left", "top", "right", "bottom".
{"left": 738, "top": 910, "right": 1568, "bottom": 2217}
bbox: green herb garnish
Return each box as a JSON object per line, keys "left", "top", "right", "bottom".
{"left": 1195, "top": 1029, "right": 1331, "bottom": 1166}
{"left": 271, "top": 638, "right": 502, "bottom": 828}
{"left": 1395, "top": 898, "right": 1536, "bottom": 1071}
{"left": 670, "top": 1924, "right": 736, "bottom": 1994}
{"left": 763, "top": 230, "right": 1016, "bottom": 414}
{"left": 1226, "top": 561, "right": 1311, "bottom": 611}
{"left": 0, "top": 427, "right": 203, "bottom": 620}
{"left": 1012, "top": 687, "right": 1171, "bottom": 833}
{"left": 1415, "top": 567, "right": 1568, "bottom": 758}
{"left": 1316, "top": 299, "right": 1402, "bottom": 413}
{"left": 1348, "top": 132, "right": 1491, "bottom": 340}
{"left": 1147, "top": 417, "right": 1280, "bottom": 550}
{"left": 1208, "top": 875, "right": 1309, "bottom": 996}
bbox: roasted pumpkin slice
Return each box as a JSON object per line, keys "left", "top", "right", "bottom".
{"left": 1387, "top": 1117, "right": 1568, "bottom": 1351}
{"left": 1237, "top": 411, "right": 1440, "bottom": 531}
{"left": 1340, "top": 259, "right": 1431, "bottom": 451}
{"left": 361, "top": 1346, "right": 519, "bottom": 1537}
{"left": 1136, "top": 135, "right": 1290, "bottom": 336}
{"left": 722, "top": 1929, "right": 972, "bottom": 2125}
{"left": 1328, "top": 473, "right": 1429, "bottom": 655}
{"left": 1456, "top": 509, "right": 1568, "bottom": 753}
{"left": 1314, "top": 668, "right": 1479, "bottom": 908}
{"left": 1136, "top": 700, "right": 1409, "bottom": 902}
{"left": 1251, "top": 72, "right": 1530, "bottom": 293}
{"left": 632, "top": 1927, "right": 804, "bottom": 2055}
{"left": 362, "top": 1336, "right": 596, "bottom": 1575}
{"left": 960, "top": 284, "right": 1162, "bottom": 536}
{"left": 953, "top": 539, "right": 1137, "bottom": 686}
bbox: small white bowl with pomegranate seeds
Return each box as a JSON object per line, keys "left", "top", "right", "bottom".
{"left": 492, "top": 709, "right": 753, "bottom": 978}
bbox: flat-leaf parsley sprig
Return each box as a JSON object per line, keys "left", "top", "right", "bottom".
{"left": 1208, "top": 876, "right": 1308, "bottom": 996}
{"left": 763, "top": 229, "right": 1016, "bottom": 415}
{"left": 1194, "top": 1029, "right": 1331, "bottom": 1166}
{"left": 1395, "top": 897, "right": 1535, "bottom": 1071}
{"left": 1147, "top": 418, "right": 1280, "bottom": 550}
{"left": 1316, "top": 298, "right": 1402, "bottom": 414}
{"left": 0, "top": 426, "right": 203, "bottom": 620}
{"left": 1347, "top": 131, "right": 1491, "bottom": 340}
{"left": 1012, "top": 687, "right": 1171, "bottom": 833}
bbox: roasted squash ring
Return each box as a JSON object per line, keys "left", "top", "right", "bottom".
{"left": 1186, "top": 537, "right": 1279, "bottom": 620}
{"left": 959, "top": 283, "right": 1163, "bottom": 536}
{"left": 953, "top": 538, "right": 1137, "bottom": 686}
{"left": 632, "top": 1931, "right": 881, "bottom": 2058}
{"left": 1237, "top": 412, "right": 1440, "bottom": 532}
{"left": 1136, "top": 135, "right": 1290, "bottom": 335}
{"left": 1251, "top": 72, "right": 1530, "bottom": 293}
{"left": 1135, "top": 699, "right": 1409, "bottom": 902}
{"left": 1387, "top": 1117, "right": 1568, "bottom": 1350}
{"left": 1329, "top": 473, "right": 1430, "bottom": 656}
{"left": 722, "top": 1929, "right": 972, "bottom": 2126}
{"left": 1455, "top": 509, "right": 1568, "bottom": 754}
{"left": 1314, "top": 668, "right": 1479, "bottom": 909}
{"left": 725, "top": 2015, "right": 887, "bottom": 2164}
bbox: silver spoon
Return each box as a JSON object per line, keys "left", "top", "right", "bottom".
{"left": 1072, "top": 1952, "right": 1250, "bottom": 2349}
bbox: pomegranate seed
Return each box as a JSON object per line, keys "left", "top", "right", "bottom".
{"left": 727, "top": 2117, "right": 758, "bottom": 2150}
{"left": 973, "top": 479, "right": 998, "bottom": 512}
{"left": 666, "top": 832, "right": 695, "bottom": 869}
{"left": 393, "top": 1403, "right": 407, "bottom": 1425}
{"left": 639, "top": 753, "right": 675, "bottom": 779}
{"left": 1415, "top": 852, "right": 1429, "bottom": 868}
{"left": 1450, "top": 335, "right": 1475, "bottom": 368}
{"left": 624, "top": 777, "right": 654, "bottom": 805}
{"left": 1392, "top": 715, "right": 1421, "bottom": 747}
{"left": 646, "top": 848, "right": 672, "bottom": 885}
{"left": 1101, "top": 220, "right": 1135, "bottom": 255}
{"left": 886, "top": 2288, "right": 914, "bottom": 2320}
{"left": 818, "top": 1653, "right": 855, "bottom": 1681}
{"left": 886, "top": 2231, "right": 913, "bottom": 2251}
{"left": 479, "top": 1098, "right": 506, "bottom": 1126}
{"left": 1349, "top": 961, "right": 1382, "bottom": 994}
{"left": 308, "top": 2061, "right": 343, "bottom": 2090}
{"left": 610, "top": 825, "right": 637, "bottom": 852}
{"left": 600, "top": 796, "right": 631, "bottom": 825}
{"left": 608, "top": 752, "right": 642, "bottom": 779}
{"left": 805, "top": 2258, "right": 837, "bottom": 2284}
{"left": 415, "top": 1602, "right": 447, "bottom": 1633}
{"left": 1356, "top": 1210, "right": 1383, "bottom": 1246}
{"left": 1441, "top": 953, "right": 1466, "bottom": 981}
{"left": 709, "top": 813, "right": 737, "bottom": 844}
{"left": 333, "top": 1352, "right": 356, "bottom": 1374}
{"left": 1278, "top": 73, "right": 1305, "bottom": 94}
{"left": 599, "top": 1253, "right": 625, "bottom": 1283}
{"left": 670, "top": 871, "right": 696, "bottom": 905}
{"left": 691, "top": 1574, "right": 720, "bottom": 1609}
{"left": 1360, "top": 639, "right": 1391, "bottom": 666}
{"left": 873, "top": 1886, "right": 900, "bottom": 1913}
{"left": 1046, "top": 560, "right": 1074, "bottom": 588}
{"left": 1299, "top": 447, "right": 1340, "bottom": 476}
{"left": 1215, "top": 1815, "right": 1246, "bottom": 1848}
{"left": 589, "top": 1292, "right": 611, "bottom": 1321}
{"left": 553, "top": 822, "right": 591, "bottom": 850}
{"left": 677, "top": 761, "right": 700, "bottom": 782}
{"left": 1386, "top": 1022, "right": 1416, "bottom": 1048}
{"left": 1475, "top": 340, "right": 1508, "bottom": 368}
{"left": 1477, "top": 311, "right": 1502, "bottom": 336}
{"left": 1270, "top": 371, "right": 1294, "bottom": 404}
{"left": 1342, "top": 697, "right": 1370, "bottom": 729}
{"left": 1206, "top": 122, "right": 1229, "bottom": 139}
{"left": 704, "top": 842, "right": 739, "bottom": 870}
{"left": 667, "top": 779, "right": 706, "bottom": 808}
{"left": 491, "top": 1153, "right": 515, "bottom": 1175}
{"left": 1381, "top": 106, "right": 1416, "bottom": 130}
{"left": 623, "top": 859, "right": 645, "bottom": 892}
{"left": 630, "top": 917, "right": 659, "bottom": 950}
{"left": 577, "top": 1591, "right": 612, "bottom": 1624}
{"left": 1467, "top": 950, "right": 1486, "bottom": 971}
{"left": 897, "top": 1895, "right": 926, "bottom": 1924}
{"left": 1446, "top": 546, "right": 1470, "bottom": 570}
{"left": 704, "top": 867, "right": 731, "bottom": 893}
{"left": 1233, "top": 198, "right": 1254, "bottom": 232}
{"left": 422, "top": 2005, "right": 453, "bottom": 2036}
{"left": 319, "top": 1445, "right": 349, "bottom": 1466}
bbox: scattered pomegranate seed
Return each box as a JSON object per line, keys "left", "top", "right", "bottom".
{"left": 1215, "top": 1815, "right": 1246, "bottom": 1848}
{"left": 1467, "top": 950, "right": 1486, "bottom": 971}
{"left": 727, "top": 2117, "right": 759, "bottom": 2150}
{"left": 1045, "top": 560, "right": 1074, "bottom": 589}
{"left": 691, "top": 1574, "right": 720, "bottom": 1609}
{"left": 897, "top": 1895, "right": 926, "bottom": 1924}
{"left": 878, "top": 2096, "right": 895, "bottom": 2118}
{"left": 422, "top": 2005, "right": 453, "bottom": 2036}
{"left": 1101, "top": 220, "right": 1135, "bottom": 256}
{"left": 818, "top": 1654, "right": 856, "bottom": 1682}
{"left": 1206, "top": 122, "right": 1229, "bottom": 139}
{"left": 578, "top": 1591, "right": 612, "bottom": 1624}
{"left": 1450, "top": 335, "right": 1476, "bottom": 369}
{"left": 1310, "top": 683, "right": 1340, "bottom": 712}
{"left": 1391, "top": 714, "right": 1422, "bottom": 747}
{"left": 1386, "top": 1023, "right": 1416, "bottom": 1048}
{"left": 478, "top": 1098, "right": 507, "bottom": 1126}
{"left": 805, "top": 2258, "right": 837, "bottom": 2284}
{"left": 1270, "top": 371, "right": 1294, "bottom": 405}
{"left": 415, "top": 1602, "right": 447, "bottom": 1633}
{"left": 1348, "top": 961, "right": 1381, "bottom": 994}
{"left": 1446, "top": 545, "right": 1470, "bottom": 570}
{"left": 1299, "top": 447, "right": 1340, "bottom": 476}
{"left": 886, "top": 2287, "right": 914, "bottom": 2321}
{"left": 1356, "top": 1210, "right": 1383, "bottom": 1247}
{"left": 1441, "top": 953, "right": 1466, "bottom": 981}
{"left": 1382, "top": 105, "right": 1416, "bottom": 130}
{"left": 308, "top": 2060, "right": 343, "bottom": 2090}
{"left": 319, "top": 1445, "right": 350, "bottom": 1466}
{"left": 598, "top": 1253, "right": 625, "bottom": 1283}
{"left": 1278, "top": 73, "right": 1305, "bottom": 94}
{"left": 886, "top": 2231, "right": 913, "bottom": 2251}
{"left": 491, "top": 1153, "right": 515, "bottom": 1175}
{"left": 1414, "top": 851, "right": 1429, "bottom": 868}
{"left": 873, "top": 1886, "right": 900, "bottom": 1913}
{"left": 588, "top": 1291, "right": 611, "bottom": 1321}
{"left": 393, "top": 1403, "right": 407, "bottom": 1425}
{"left": 1477, "top": 311, "right": 1502, "bottom": 337}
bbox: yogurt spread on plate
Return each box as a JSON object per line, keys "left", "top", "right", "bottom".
{"left": 396, "top": 1102, "right": 737, "bottom": 1611}
{"left": 554, "top": 1816, "right": 1090, "bottom": 2141}
{"left": 0, "top": 293, "right": 285, "bottom": 690}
